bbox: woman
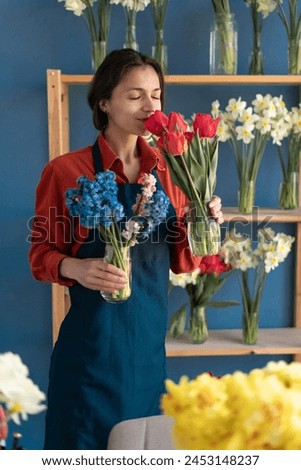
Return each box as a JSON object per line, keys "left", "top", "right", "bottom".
{"left": 29, "top": 49, "right": 223, "bottom": 450}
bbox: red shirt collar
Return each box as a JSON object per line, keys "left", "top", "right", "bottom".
{"left": 97, "top": 133, "right": 166, "bottom": 182}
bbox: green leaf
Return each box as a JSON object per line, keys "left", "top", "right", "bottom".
{"left": 206, "top": 301, "right": 240, "bottom": 308}
{"left": 164, "top": 154, "right": 193, "bottom": 200}
{"left": 168, "top": 304, "right": 188, "bottom": 338}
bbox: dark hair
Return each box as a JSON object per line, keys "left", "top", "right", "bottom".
{"left": 87, "top": 48, "right": 165, "bottom": 131}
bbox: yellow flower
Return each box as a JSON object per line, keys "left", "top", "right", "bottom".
{"left": 161, "top": 361, "right": 301, "bottom": 449}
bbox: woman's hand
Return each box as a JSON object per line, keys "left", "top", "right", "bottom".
{"left": 183, "top": 195, "right": 224, "bottom": 224}
{"left": 59, "top": 257, "right": 128, "bottom": 292}
{"left": 208, "top": 195, "right": 224, "bottom": 224}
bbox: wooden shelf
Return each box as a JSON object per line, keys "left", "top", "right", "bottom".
{"left": 166, "top": 328, "right": 301, "bottom": 357}
{"left": 47, "top": 70, "right": 301, "bottom": 358}
{"left": 56, "top": 73, "right": 301, "bottom": 86}
{"left": 223, "top": 207, "right": 301, "bottom": 223}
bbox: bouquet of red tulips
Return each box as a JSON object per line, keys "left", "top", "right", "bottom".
{"left": 145, "top": 111, "right": 221, "bottom": 257}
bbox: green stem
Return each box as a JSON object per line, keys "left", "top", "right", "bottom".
{"left": 179, "top": 154, "right": 207, "bottom": 218}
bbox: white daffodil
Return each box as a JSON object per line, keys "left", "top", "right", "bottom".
{"left": 226, "top": 97, "right": 247, "bottom": 120}
{"left": 216, "top": 119, "right": 231, "bottom": 142}
{"left": 236, "top": 124, "right": 255, "bottom": 144}
{"left": 291, "top": 106, "right": 301, "bottom": 134}
{"left": 111, "top": 0, "right": 150, "bottom": 11}
{"left": 252, "top": 93, "right": 272, "bottom": 113}
{"left": 236, "top": 253, "right": 257, "bottom": 271}
{"left": 0, "top": 352, "right": 46, "bottom": 427}
{"left": 238, "top": 106, "right": 258, "bottom": 125}
{"left": 169, "top": 269, "right": 200, "bottom": 288}
{"left": 264, "top": 251, "right": 281, "bottom": 273}
{"left": 5, "top": 379, "right": 46, "bottom": 425}
{"left": 211, "top": 100, "right": 220, "bottom": 119}
{"left": 255, "top": 113, "right": 272, "bottom": 135}
{"left": 64, "top": 0, "right": 87, "bottom": 16}
{"left": 257, "top": 0, "right": 278, "bottom": 19}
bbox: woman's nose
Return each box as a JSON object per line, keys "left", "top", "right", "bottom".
{"left": 142, "top": 96, "right": 157, "bottom": 112}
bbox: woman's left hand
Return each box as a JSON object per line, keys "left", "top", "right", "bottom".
{"left": 184, "top": 196, "right": 224, "bottom": 225}
{"left": 208, "top": 195, "right": 224, "bottom": 224}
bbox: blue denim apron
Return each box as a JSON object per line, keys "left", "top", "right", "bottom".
{"left": 44, "top": 140, "right": 176, "bottom": 449}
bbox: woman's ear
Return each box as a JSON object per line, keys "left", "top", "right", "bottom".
{"left": 99, "top": 100, "right": 107, "bottom": 113}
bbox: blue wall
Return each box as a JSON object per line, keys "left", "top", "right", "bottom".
{"left": 0, "top": 0, "right": 298, "bottom": 449}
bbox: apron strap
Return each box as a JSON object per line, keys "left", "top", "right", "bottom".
{"left": 92, "top": 138, "right": 104, "bottom": 174}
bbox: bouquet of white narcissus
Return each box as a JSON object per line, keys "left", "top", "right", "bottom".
{"left": 248, "top": 0, "right": 301, "bottom": 74}
{"left": 220, "top": 227, "right": 295, "bottom": 345}
{"left": 274, "top": 103, "right": 301, "bottom": 209}
{"left": 212, "top": 94, "right": 289, "bottom": 213}
{"left": 58, "top": 0, "right": 112, "bottom": 71}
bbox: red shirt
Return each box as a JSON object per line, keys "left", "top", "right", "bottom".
{"left": 29, "top": 134, "right": 201, "bottom": 286}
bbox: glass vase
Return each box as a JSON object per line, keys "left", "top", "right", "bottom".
{"left": 248, "top": 33, "right": 263, "bottom": 74}
{"left": 189, "top": 306, "right": 208, "bottom": 344}
{"left": 187, "top": 201, "right": 221, "bottom": 257}
{"left": 124, "top": 24, "right": 139, "bottom": 51}
{"left": 242, "top": 311, "right": 258, "bottom": 345}
{"left": 91, "top": 40, "right": 107, "bottom": 73}
{"left": 278, "top": 172, "right": 299, "bottom": 210}
{"left": 288, "top": 38, "right": 301, "bottom": 75}
{"left": 210, "top": 13, "right": 238, "bottom": 75}
{"left": 152, "top": 29, "right": 168, "bottom": 74}
{"left": 238, "top": 180, "right": 255, "bottom": 214}
{"left": 100, "top": 243, "right": 132, "bottom": 303}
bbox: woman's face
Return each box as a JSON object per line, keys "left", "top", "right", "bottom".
{"left": 101, "top": 65, "right": 162, "bottom": 138}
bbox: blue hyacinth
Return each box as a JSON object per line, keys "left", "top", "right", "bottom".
{"left": 65, "top": 171, "right": 124, "bottom": 229}
{"left": 142, "top": 190, "right": 170, "bottom": 235}
{"left": 65, "top": 171, "right": 170, "bottom": 246}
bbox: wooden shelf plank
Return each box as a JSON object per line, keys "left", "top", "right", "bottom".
{"left": 164, "top": 75, "right": 301, "bottom": 85}
{"left": 61, "top": 74, "right": 92, "bottom": 85}
{"left": 60, "top": 74, "right": 301, "bottom": 86}
{"left": 222, "top": 207, "right": 301, "bottom": 223}
{"left": 166, "top": 328, "right": 301, "bottom": 357}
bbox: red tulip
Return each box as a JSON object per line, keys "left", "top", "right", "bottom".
{"left": 184, "top": 131, "right": 194, "bottom": 144}
{"left": 157, "top": 132, "right": 188, "bottom": 156}
{"left": 199, "top": 254, "right": 232, "bottom": 274}
{"left": 144, "top": 110, "right": 168, "bottom": 136}
{"left": 193, "top": 113, "right": 220, "bottom": 138}
{"left": 168, "top": 112, "right": 188, "bottom": 133}
{"left": 0, "top": 406, "right": 8, "bottom": 441}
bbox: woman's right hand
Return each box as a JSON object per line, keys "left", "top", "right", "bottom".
{"left": 59, "top": 257, "right": 128, "bottom": 292}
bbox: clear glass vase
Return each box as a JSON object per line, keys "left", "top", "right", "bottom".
{"left": 189, "top": 306, "right": 208, "bottom": 344}
{"left": 210, "top": 13, "right": 238, "bottom": 75}
{"left": 249, "top": 33, "right": 264, "bottom": 74}
{"left": 124, "top": 24, "right": 139, "bottom": 51}
{"left": 288, "top": 38, "right": 301, "bottom": 75}
{"left": 238, "top": 180, "right": 255, "bottom": 214}
{"left": 152, "top": 29, "right": 168, "bottom": 74}
{"left": 278, "top": 172, "right": 299, "bottom": 210}
{"left": 242, "top": 311, "right": 259, "bottom": 345}
{"left": 100, "top": 243, "right": 132, "bottom": 303}
{"left": 91, "top": 40, "right": 107, "bottom": 73}
{"left": 187, "top": 201, "right": 221, "bottom": 257}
